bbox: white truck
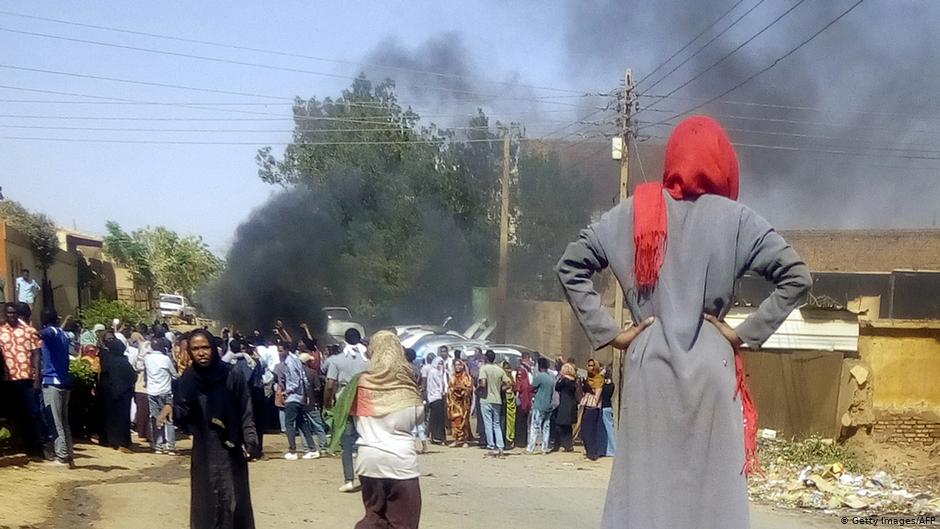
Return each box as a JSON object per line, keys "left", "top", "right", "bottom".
{"left": 323, "top": 307, "right": 365, "bottom": 345}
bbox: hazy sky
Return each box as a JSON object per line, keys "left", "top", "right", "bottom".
{"left": 2, "top": 1, "right": 938, "bottom": 253}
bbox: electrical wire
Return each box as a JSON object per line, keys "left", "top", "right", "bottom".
{"left": 639, "top": 0, "right": 770, "bottom": 93}
{"left": 636, "top": 0, "right": 748, "bottom": 87}
{"left": 0, "top": 10, "right": 591, "bottom": 95}
{"left": 638, "top": 135, "right": 940, "bottom": 161}
{"left": 639, "top": 0, "right": 808, "bottom": 113}
{"left": 640, "top": 93, "right": 940, "bottom": 124}
{"left": 0, "top": 135, "right": 604, "bottom": 146}
{"left": 637, "top": 120, "right": 940, "bottom": 152}
{"left": 638, "top": 0, "right": 867, "bottom": 132}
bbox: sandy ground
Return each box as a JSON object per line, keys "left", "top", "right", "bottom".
{"left": 0, "top": 435, "right": 845, "bottom": 529}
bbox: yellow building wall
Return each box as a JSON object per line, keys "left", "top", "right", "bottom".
{"left": 2, "top": 222, "right": 80, "bottom": 318}
{"left": 858, "top": 323, "right": 940, "bottom": 412}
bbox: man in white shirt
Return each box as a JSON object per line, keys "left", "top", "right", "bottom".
{"left": 326, "top": 328, "right": 370, "bottom": 493}
{"left": 15, "top": 269, "right": 40, "bottom": 323}
{"left": 144, "top": 339, "right": 178, "bottom": 454}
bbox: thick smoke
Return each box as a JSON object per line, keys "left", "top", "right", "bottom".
{"left": 564, "top": 0, "right": 940, "bottom": 229}
{"left": 207, "top": 169, "right": 478, "bottom": 334}
{"left": 360, "top": 33, "right": 554, "bottom": 131}
{"left": 204, "top": 187, "right": 344, "bottom": 336}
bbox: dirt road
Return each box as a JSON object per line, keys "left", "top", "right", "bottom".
{"left": 0, "top": 437, "right": 833, "bottom": 529}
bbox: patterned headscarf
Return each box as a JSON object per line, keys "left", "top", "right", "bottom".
{"left": 353, "top": 331, "right": 422, "bottom": 417}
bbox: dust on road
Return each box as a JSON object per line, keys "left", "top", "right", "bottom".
{"left": 0, "top": 437, "right": 831, "bottom": 529}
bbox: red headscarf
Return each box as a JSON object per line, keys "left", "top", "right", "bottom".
{"left": 632, "top": 116, "right": 759, "bottom": 475}
{"left": 633, "top": 115, "right": 739, "bottom": 290}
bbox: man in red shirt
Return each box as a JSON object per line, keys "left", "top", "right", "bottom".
{"left": 0, "top": 302, "right": 46, "bottom": 459}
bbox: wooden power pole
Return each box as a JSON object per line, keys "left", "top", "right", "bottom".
{"left": 612, "top": 69, "right": 634, "bottom": 417}
{"left": 495, "top": 132, "right": 512, "bottom": 342}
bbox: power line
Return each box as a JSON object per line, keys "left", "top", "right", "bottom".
{"left": 637, "top": 121, "right": 940, "bottom": 154}
{"left": 0, "top": 135, "right": 597, "bottom": 146}
{"left": 639, "top": 0, "right": 769, "bottom": 93}
{"left": 637, "top": 114, "right": 940, "bottom": 136}
{"left": 0, "top": 124, "right": 504, "bottom": 133}
{"left": 639, "top": 0, "right": 807, "bottom": 114}
{"left": 638, "top": 0, "right": 868, "bottom": 132}
{"left": 0, "top": 63, "right": 292, "bottom": 100}
{"left": 636, "top": 0, "right": 748, "bottom": 87}
{"left": 638, "top": 135, "right": 940, "bottom": 161}
{"left": 3, "top": 25, "right": 601, "bottom": 106}
{"left": 0, "top": 12, "right": 588, "bottom": 96}
{"left": 640, "top": 92, "right": 940, "bottom": 124}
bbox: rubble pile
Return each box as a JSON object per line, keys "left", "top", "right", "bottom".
{"left": 748, "top": 435, "right": 940, "bottom": 514}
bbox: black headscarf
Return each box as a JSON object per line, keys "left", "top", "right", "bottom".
{"left": 99, "top": 337, "right": 136, "bottom": 396}
{"left": 177, "top": 329, "right": 241, "bottom": 450}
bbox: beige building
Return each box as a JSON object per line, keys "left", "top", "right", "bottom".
{"left": 1, "top": 222, "right": 80, "bottom": 319}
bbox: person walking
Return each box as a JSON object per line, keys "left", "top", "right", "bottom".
{"left": 278, "top": 344, "right": 319, "bottom": 461}
{"left": 601, "top": 366, "right": 617, "bottom": 457}
{"left": 555, "top": 116, "right": 811, "bottom": 529}
{"left": 325, "top": 328, "right": 370, "bottom": 493}
{"left": 144, "top": 337, "right": 178, "bottom": 454}
{"left": 39, "top": 308, "right": 74, "bottom": 466}
{"left": 175, "top": 329, "right": 260, "bottom": 529}
{"left": 526, "top": 357, "right": 554, "bottom": 454}
{"left": 477, "top": 350, "right": 510, "bottom": 457}
{"left": 330, "top": 331, "right": 424, "bottom": 529}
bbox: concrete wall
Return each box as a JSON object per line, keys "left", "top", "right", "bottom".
{"left": 858, "top": 320, "right": 940, "bottom": 411}
{"left": 743, "top": 350, "right": 846, "bottom": 439}
{"left": 503, "top": 298, "right": 598, "bottom": 364}
{"left": 0, "top": 222, "right": 80, "bottom": 318}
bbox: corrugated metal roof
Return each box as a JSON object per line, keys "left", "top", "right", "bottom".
{"left": 726, "top": 308, "right": 859, "bottom": 352}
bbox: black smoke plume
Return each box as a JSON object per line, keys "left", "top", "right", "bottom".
{"left": 564, "top": 0, "right": 940, "bottom": 229}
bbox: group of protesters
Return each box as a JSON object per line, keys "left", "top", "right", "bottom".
{"left": 414, "top": 344, "right": 617, "bottom": 461}
{"left": 0, "top": 300, "right": 183, "bottom": 465}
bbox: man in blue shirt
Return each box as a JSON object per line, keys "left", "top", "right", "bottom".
{"left": 39, "top": 308, "right": 74, "bottom": 467}
{"left": 527, "top": 357, "right": 556, "bottom": 454}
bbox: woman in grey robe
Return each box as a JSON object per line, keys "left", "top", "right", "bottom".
{"left": 556, "top": 116, "right": 811, "bottom": 529}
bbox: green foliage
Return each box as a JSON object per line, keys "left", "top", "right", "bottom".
{"left": 104, "top": 221, "right": 156, "bottom": 290}
{"left": 760, "top": 435, "right": 861, "bottom": 473}
{"left": 249, "top": 75, "right": 593, "bottom": 325}
{"left": 104, "top": 222, "right": 223, "bottom": 300}
{"left": 510, "top": 148, "right": 594, "bottom": 300}
{"left": 0, "top": 201, "right": 60, "bottom": 271}
{"left": 255, "top": 77, "right": 505, "bottom": 323}
{"left": 69, "top": 358, "right": 97, "bottom": 387}
{"left": 79, "top": 299, "right": 148, "bottom": 328}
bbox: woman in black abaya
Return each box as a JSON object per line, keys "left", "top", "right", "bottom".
{"left": 175, "top": 329, "right": 260, "bottom": 529}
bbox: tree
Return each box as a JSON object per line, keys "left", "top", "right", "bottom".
{"left": 242, "top": 76, "right": 508, "bottom": 327}
{"left": 79, "top": 299, "right": 148, "bottom": 327}
{"left": 0, "top": 201, "right": 60, "bottom": 273}
{"left": 104, "top": 222, "right": 223, "bottom": 301}
{"left": 510, "top": 147, "right": 594, "bottom": 300}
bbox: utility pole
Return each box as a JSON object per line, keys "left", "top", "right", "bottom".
{"left": 612, "top": 69, "right": 634, "bottom": 418}
{"left": 495, "top": 131, "right": 512, "bottom": 342}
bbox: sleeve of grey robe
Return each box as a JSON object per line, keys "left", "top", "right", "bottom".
{"left": 733, "top": 206, "right": 813, "bottom": 349}
{"left": 555, "top": 225, "right": 621, "bottom": 350}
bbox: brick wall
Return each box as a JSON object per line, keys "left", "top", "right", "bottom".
{"left": 872, "top": 413, "right": 940, "bottom": 447}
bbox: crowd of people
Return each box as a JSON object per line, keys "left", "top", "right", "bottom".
{"left": 413, "top": 344, "right": 617, "bottom": 461}
{"left": 0, "top": 301, "right": 618, "bottom": 527}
